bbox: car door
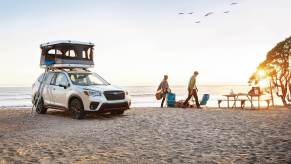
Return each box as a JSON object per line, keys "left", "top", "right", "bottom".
{"left": 42, "top": 72, "right": 55, "bottom": 105}
{"left": 51, "top": 73, "right": 70, "bottom": 107}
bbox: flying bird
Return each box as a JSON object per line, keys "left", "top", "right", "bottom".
{"left": 195, "top": 21, "right": 201, "bottom": 24}
{"left": 224, "top": 11, "right": 230, "bottom": 14}
{"left": 230, "top": 2, "right": 239, "bottom": 5}
{"left": 178, "top": 12, "right": 185, "bottom": 15}
{"left": 204, "top": 12, "right": 214, "bottom": 17}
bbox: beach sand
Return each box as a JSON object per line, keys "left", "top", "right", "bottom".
{"left": 0, "top": 107, "right": 290, "bottom": 163}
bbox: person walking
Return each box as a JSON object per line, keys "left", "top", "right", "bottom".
{"left": 183, "top": 71, "right": 201, "bottom": 109}
{"left": 157, "top": 75, "right": 170, "bottom": 108}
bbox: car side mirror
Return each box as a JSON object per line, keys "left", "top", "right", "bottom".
{"left": 59, "top": 83, "right": 70, "bottom": 89}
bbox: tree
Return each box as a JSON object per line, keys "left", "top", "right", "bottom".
{"left": 249, "top": 36, "right": 291, "bottom": 107}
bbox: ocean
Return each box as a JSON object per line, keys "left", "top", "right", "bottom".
{"left": 0, "top": 85, "right": 258, "bottom": 108}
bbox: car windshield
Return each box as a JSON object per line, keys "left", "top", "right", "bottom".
{"left": 68, "top": 73, "right": 109, "bottom": 86}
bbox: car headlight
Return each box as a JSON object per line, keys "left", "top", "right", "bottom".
{"left": 84, "top": 90, "right": 102, "bottom": 97}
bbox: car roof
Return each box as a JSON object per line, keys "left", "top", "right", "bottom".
{"left": 40, "top": 40, "right": 94, "bottom": 47}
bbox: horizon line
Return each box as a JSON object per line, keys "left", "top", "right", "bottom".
{"left": 0, "top": 83, "right": 249, "bottom": 88}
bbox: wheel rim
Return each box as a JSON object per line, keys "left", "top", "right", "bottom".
{"left": 71, "top": 100, "right": 82, "bottom": 116}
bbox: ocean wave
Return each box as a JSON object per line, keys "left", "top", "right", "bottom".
{"left": 129, "top": 93, "right": 154, "bottom": 97}
{"left": 0, "top": 97, "right": 32, "bottom": 101}
{"left": 0, "top": 93, "right": 31, "bottom": 96}
{"left": 0, "top": 105, "right": 32, "bottom": 108}
{"left": 131, "top": 101, "right": 158, "bottom": 104}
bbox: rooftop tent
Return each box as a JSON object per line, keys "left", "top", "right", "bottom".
{"left": 40, "top": 40, "right": 95, "bottom": 68}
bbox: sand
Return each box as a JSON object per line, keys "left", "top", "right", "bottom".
{"left": 0, "top": 107, "right": 290, "bottom": 163}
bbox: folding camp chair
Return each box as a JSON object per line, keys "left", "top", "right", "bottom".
{"left": 200, "top": 94, "right": 210, "bottom": 108}
{"left": 167, "top": 93, "right": 176, "bottom": 107}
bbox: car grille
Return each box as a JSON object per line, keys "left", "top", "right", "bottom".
{"left": 104, "top": 91, "right": 125, "bottom": 100}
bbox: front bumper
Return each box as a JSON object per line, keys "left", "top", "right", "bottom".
{"left": 81, "top": 91, "right": 131, "bottom": 113}
{"left": 86, "top": 101, "right": 130, "bottom": 113}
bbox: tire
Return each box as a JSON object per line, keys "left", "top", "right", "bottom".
{"left": 69, "top": 98, "right": 85, "bottom": 119}
{"left": 111, "top": 110, "right": 125, "bottom": 115}
{"left": 35, "top": 98, "right": 47, "bottom": 114}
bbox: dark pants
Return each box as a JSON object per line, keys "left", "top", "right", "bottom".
{"left": 161, "top": 91, "right": 168, "bottom": 107}
{"left": 183, "top": 89, "right": 200, "bottom": 108}
{"left": 161, "top": 97, "right": 166, "bottom": 107}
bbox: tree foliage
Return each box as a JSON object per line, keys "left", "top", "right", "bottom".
{"left": 250, "top": 36, "right": 291, "bottom": 106}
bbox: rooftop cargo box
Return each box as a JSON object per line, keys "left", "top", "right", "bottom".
{"left": 40, "top": 40, "right": 94, "bottom": 68}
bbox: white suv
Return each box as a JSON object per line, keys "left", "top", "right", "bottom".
{"left": 32, "top": 68, "right": 131, "bottom": 119}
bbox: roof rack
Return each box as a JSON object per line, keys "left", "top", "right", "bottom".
{"left": 41, "top": 64, "right": 94, "bottom": 69}
{"left": 44, "top": 66, "right": 91, "bottom": 72}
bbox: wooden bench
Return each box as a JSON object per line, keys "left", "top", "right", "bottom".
{"left": 218, "top": 99, "right": 271, "bottom": 109}
{"left": 218, "top": 99, "right": 247, "bottom": 108}
{"left": 247, "top": 99, "right": 271, "bottom": 109}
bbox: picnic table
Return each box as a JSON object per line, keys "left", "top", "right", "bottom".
{"left": 218, "top": 93, "right": 271, "bottom": 109}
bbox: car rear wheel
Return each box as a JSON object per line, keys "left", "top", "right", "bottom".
{"left": 70, "top": 98, "right": 85, "bottom": 119}
{"left": 35, "top": 98, "right": 47, "bottom": 114}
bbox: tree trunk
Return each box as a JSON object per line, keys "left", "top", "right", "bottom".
{"left": 277, "top": 79, "right": 288, "bottom": 107}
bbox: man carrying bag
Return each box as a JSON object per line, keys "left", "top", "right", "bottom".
{"left": 183, "top": 71, "right": 201, "bottom": 109}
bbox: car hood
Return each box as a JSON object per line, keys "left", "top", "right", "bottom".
{"left": 79, "top": 85, "right": 124, "bottom": 92}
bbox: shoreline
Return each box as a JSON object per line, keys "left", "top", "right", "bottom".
{"left": 0, "top": 105, "right": 288, "bottom": 110}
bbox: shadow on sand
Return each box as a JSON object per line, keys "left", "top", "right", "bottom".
{"left": 44, "top": 109, "right": 129, "bottom": 121}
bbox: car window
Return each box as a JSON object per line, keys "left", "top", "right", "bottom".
{"left": 68, "top": 73, "right": 109, "bottom": 86}
{"left": 37, "top": 72, "right": 56, "bottom": 84}
{"left": 37, "top": 74, "right": 44, "bottom": 82}
{"left": 45, "top": 72, "right": 55, "bottom": 84}
{"left": 50, "top": 73, "right": 57, "bottom": 85}
{"left": 55, "top": 73, "right": 69, "bottom": 86}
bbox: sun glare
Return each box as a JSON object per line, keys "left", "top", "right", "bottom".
{"left": 257, "top": 70, "right": 266, "bottom": 79}
{"left": 255, "top": 69, "right": 270, "bottom": 88}
{"left": 258, "top": 78, "right": 269, "bottom": 88}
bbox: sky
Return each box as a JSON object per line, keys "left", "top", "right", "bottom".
{"left": 0, "top": 0, "right": 290, "bottom": 87}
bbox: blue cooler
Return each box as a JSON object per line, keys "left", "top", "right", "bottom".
{"left": 167, "top": 93, "right": 176, "bottom": 107}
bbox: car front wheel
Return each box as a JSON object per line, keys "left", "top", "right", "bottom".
{"left": 70, "top": 98, "right": 85, "bottom": 119}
